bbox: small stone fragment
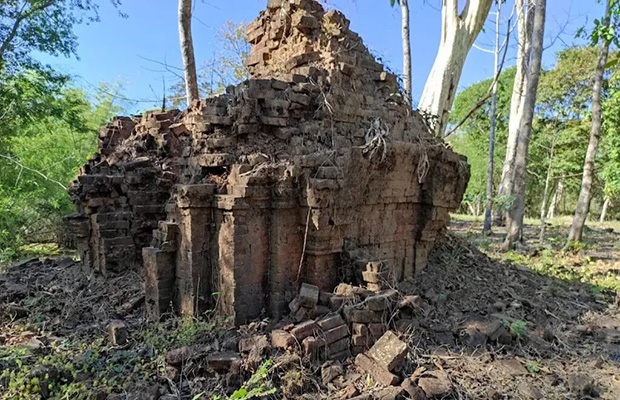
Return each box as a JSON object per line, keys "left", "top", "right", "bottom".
{"left": 328, "top": 338, "right": 350, "bottom": 357}
{"left": 271, "top": 330, "right": 296, "bottom": 348}
{"left": 302, "top": 336, "right": 325, "bottom": 356}
{"left": 108, "top": 320, "right": 128, "bottom": 345}
{"left": 367, "top": 331, "right": 407, "bottom": 372}
{"left": 294, "top": 306, "right": 310, "bottom": 322}
{"left": 289, "top": 298, "right": 302, "bottom": 313}
{"left": 319, "top": 291, "right": 333, "bottom": 306}
{"left": 355, "top": 353, "right": 399, "bottom": 386}
{"left": 206, "top": 352, "right": 242, "bottom": 373}
{"left": 376, "top": 386, "right": 405, "bottom": 400}
{"left": 127, "top": 381, "right": 161, "bottom": 400}
{"left": 335, "top": 283, "right": 355, "bottom": 297}
{"left": 417, "top": 370, "right": 452, "bottom": 398}
{"left": 365, "top": 290, "right": 399, "bottom": 311}
{"left": 164, "top": 365, "right": 179, "bottom": 382}
{"left": 491, "top": 359, "right": 527, "bottom": 377}
{"left": 291, "top": 320, "right": 318, "bottom": 341}
{"left": 368, "top": 323, "right": 387, "bottom": 338}
{"left": 298, "top": 283, "right": 320, "bottom": 308}
{"left": 344, "top": 307, "right": 383, "bottom": 323}
{"left": 362, "top": 270, "right": 388, "bottom": 284}
{"left": 329, "top": 295, "right": 350, "bottom": 310}
{"left": 166, "top": 346, "right": 190, "bottom": 366}
{"left": 317, "top": 314, "right": 346, "bottom": 331}
{"left": 401, "top": 378, "right": 425, "bottom": 399}
{"left": 517, "top": 381, "right": 544, "bottom": 399}
{"left": 352, "top": 334, "right": 370, "bottom": 347}
{"left": 238, "top": 334, "right": 267, "bottom": 353}
{"left": 309, "top": 305, "right": 331, "bottom": 319}
{"left": 352, "top": 323, "right": 369, "bottom": 336}
{"left": 321, "top": 360, "right": 343, "bottom": 384}
{"left": 340, "top": 384, "right": 359, "bottom": 399}
{"left": 322, "top": 324, "right": 349, "bottom": 345}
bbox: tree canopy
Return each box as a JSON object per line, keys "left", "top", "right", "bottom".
{"left": 451, "top": 45, "right": 620, "bottom": 220}
{"left": 0, "top": 0, "right": 122, "bottom": 73}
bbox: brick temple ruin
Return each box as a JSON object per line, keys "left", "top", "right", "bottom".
{"left": 67, "top": 0, "right": 469, "bottom": 324}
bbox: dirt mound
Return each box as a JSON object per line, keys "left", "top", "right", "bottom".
{"left": 401, "top": 234, "right": 620, "bottom": 399}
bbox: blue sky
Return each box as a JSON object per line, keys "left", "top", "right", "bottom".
{"left": 37, "top": 0, "right": 604, "bottom": 113}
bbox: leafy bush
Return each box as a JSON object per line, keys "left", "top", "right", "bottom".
{"left": 0, "top": 71, "right": 122, "bottom": 262}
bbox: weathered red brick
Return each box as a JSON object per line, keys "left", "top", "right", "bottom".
{"left": 290, "top": 320, "right": 318, "bottom": 341}
{"left": 367, "top": 331, "right": 407, "bottom": 372}
{"left": 355, "top": 354, "right": 399, "bottom": 386}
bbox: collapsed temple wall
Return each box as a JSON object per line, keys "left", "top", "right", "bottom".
{"left": 67, "top": 0, "right": 469, "bottom": 324}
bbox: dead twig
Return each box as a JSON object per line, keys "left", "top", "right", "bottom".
{"left": 0, "top": 154, "right": 67, "bottom": 189}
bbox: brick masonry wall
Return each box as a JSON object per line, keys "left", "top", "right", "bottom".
{"left": 68, "top": 0, "right": 470, "bottom": 325}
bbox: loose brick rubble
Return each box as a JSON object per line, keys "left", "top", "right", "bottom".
{"left": 67, "top": 0, "right": 469, "bottom": 325}
{"left": 270, "top": 282, "right": 412, "bottom": 364}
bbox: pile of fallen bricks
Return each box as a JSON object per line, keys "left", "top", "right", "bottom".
{"left": 155, "top": 280, "right": 446, "bottom": 399}
{"left": 274, "top": 279, "right": 420, "bottom": 353}
{"left": 262, "top": 280, "right": 432, "bottom": 398}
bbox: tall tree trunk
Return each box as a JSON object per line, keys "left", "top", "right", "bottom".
{"left": 179, "top": 0, "right": 199, "bottom": 105}
{"left": 401, "top": 0, "right": 412, "bottom": 106}
{"left": 539, "top": 138, "right": 556, "bottom": 243}
{"left": 547, "top": 177, "right": 563, "bottom": 219}
{"left": 599, "top": 198, "right": 610, "bottom": 222}
{"left": 494, "top": 0, "right": 534, "bottom": 224}
{"left": 482, "top": 1, "right": 502, "bottom": 234}
{"left": 567, "top": 0, "right": 611, "bottom": 244}
{"left": 419, "top": 0, "right": 493, "bottom": 137}
{"left": 504, "top": 0, "right": 546, "bottom": 249}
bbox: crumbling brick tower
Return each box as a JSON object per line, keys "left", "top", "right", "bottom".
{"left": 67, "top": 0, "right": 469, "bottom": 324}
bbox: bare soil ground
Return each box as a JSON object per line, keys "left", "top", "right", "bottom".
{"left": 1, "top": 218, "right": 619, "bottom": 399}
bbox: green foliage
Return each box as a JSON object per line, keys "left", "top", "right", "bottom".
{"left": 449, "top": 67, "right": 515, "bottom": 212}
{"left": 0, "top": 0, "right": 123, "bottom": 74}
{"left": 141, "top": 316, "right": 226, "bottom": 352}
{"left": 537, "top": 47, "right": 601, "bottom": 119}
{"left": 509, "top": 320, "right": 527, "bottom": 337}
{"left": 601, "top": 74, "right": 620, "bottom": 207}
{"left": 0, "top": 4, "right": 125, "bottom": 264}
{"left": 526, "top": 46, "right": 606, "bottom": 214}
{"left": 451, "top": 45, "right": 618, "bottom": 219}
{"left": 499, "top": 246, "right": 620, "bottom": 292}
{"left": 228, "top": 360, "right": 276, "bottom": 399}
{"left": 0, "top": 70, "right": 122, "bottom": 261}
{"left": 580, "top": 0, "right": 620, "bottom": 48}
{"left": 525, "top": 360, "right": 541, "bottom": 374}
{"left": 565, "top": 240, "right": 587, "bottom": 253}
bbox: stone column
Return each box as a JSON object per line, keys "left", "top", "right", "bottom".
{"left": 268, "top": 183, "right": 302, "bottom": 318}
{"left": 144, "top": 247, "right": 176, "bottom": 318}
{"left": 215, "top": 186, "right": 270, "bottom": 325}
{"left": 175, "top": 184, "right": 216, "bottom": 316}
